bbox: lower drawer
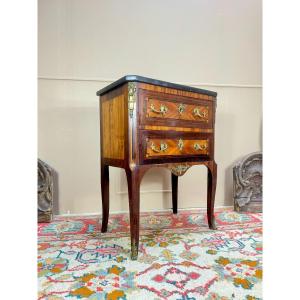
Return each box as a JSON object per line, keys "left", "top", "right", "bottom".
{"left": 140, "top": 132, "right": 213, "bottom": 161}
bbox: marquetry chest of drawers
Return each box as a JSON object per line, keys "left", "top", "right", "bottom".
{"left": 97, "top": 75, "right": 218, "bottom": 260}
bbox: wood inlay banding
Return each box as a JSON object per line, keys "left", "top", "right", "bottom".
{"left": 143, "top": 125, "right": 213, "bottom": 133}
{"left": 138, "top": 82, "right": 215, "bottom": 101}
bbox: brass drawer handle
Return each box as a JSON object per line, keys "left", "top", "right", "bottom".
{"left": 150, "top": 141, "right": 168, "bottom": 153}
{"left": 194, "top": 143, "right": 207, "bottom": 151}
{"left": 178, "top": 103, "right": 185, "bottom": 115}
{"left": 178, "top": 139, "right": 184, "bottom": 151}
{"left": 150, "top": 103, "right": 168, "bottom": 115}
{"left": 193, "top": 107, "right": 208, "bottom": 118}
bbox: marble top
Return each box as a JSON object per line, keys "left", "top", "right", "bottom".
{"left": 96, "top": 75, "right": 217, "bottom": 97}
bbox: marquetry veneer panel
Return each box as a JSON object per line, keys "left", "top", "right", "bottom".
{"left": 101, "top": 94, "right": 125, "bottom": 159}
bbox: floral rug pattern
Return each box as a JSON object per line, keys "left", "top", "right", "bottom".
{"left": 38, "top": 208, "right": 262, "bottom": 300}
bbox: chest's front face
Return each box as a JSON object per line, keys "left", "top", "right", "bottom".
{"left": 99, "top": 80, "right": 217, "bottom": 168}
{"left": 132, "top": 83, "right": 217, "bottom": 165}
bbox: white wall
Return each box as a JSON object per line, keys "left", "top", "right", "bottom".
{"left": 38, "top": 0, "right": 262, "bottom": 215}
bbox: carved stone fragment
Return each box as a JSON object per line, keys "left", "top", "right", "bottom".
{"left": 38, "top": 159, "right": 54, "bottom": 222}
{"left": 233, "top": 152, "right": 262, "bottom": 213}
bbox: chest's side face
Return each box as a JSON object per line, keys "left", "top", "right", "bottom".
{"left": 100, "top": 86, "right": 126, "bottom": 161}
{"left": 134, "top": 83, "right": 216, "bottom": 165}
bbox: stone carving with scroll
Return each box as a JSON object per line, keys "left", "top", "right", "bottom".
{"left": 38, "top": 159, "right": 54, "bottom": 222}
{"left": 233, "top": 152, "right": 262, "bottom": 212}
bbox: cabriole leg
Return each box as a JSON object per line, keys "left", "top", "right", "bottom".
{"left": 126, "top": 168, "right": 141, "bottom": 260}
{"left": 101, "top": 164, "right": 109, "bottom": 233}
{"left": 207, "top": 161, "right": 217, "bottom": 230}
{"left": 171, "top": 173, "right": 178, "bottom": 214}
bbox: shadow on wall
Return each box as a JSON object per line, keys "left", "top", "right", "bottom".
{"left": 216, "top": 111, "right": 235, "bottom": 207}
{"left": 119, "top": 167, "right": 172, "bottom": 210}
{"left": 260, "top": 118, "right": 262, "bottom": 150}
{"left": 224, "top": 165, "right": 233, "bottom": 207}
{"left": 118, "top": 164, "right": 212, "bottom": 210}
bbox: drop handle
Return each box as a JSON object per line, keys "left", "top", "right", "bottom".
{"left": 193, "top": 107, "right": 208, "bottom": 118}
{"left": 194, "top": 143, "right": 207, "bottom": 151}
{"left": 150, "top": 103, "right": 168, "bottom": 115}
{"left": 150, "top": 142, "right": 168, "bottom": 153}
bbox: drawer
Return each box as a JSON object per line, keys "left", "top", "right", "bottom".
{"left": 139, "top": 89, "right": 214, "bottom": 128}
{"left": 140, "top": 132, "right": 213, "bottom": 162}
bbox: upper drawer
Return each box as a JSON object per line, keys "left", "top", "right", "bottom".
{"left": 139, "top": 89, "right": 214, "bottom": 128}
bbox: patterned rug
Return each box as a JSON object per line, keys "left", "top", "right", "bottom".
{"left": 38, "top": 208, "right": 262, "bottom": 300}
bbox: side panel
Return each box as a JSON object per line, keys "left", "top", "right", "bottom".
{"left": 101, "top": 89, "right": 125, "bottom": 160}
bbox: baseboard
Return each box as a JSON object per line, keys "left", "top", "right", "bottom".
{"left": 55, "top": 205, "right": 233, "bottom": 217}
